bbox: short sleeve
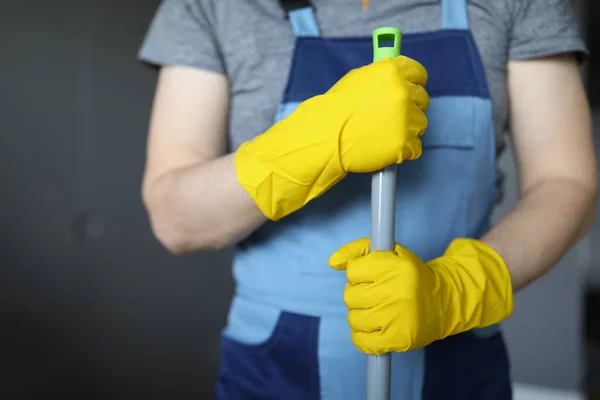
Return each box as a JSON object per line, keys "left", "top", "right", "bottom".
{"left": 137, "top": 0, "right": 224, "bottom": 73}
{"left": 508, "top": 0, "right": 588, "bottom": 63}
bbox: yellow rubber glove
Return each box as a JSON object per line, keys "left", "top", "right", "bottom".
{"left": 328, "top": 238, "right": 514, "bottom": 355}
{"left": 235, "top": 57, "right": 430, "bottom": 221}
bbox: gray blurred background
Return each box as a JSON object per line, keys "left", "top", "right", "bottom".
{"left": 1, "top": 0, "right": 599, "bottom": 399}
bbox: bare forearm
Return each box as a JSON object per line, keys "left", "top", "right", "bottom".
{"left": 482, "top": 178, "right": 596, "bottom": 291}
{"left": 144, "top": 152, "right": 266, "bottom": 253}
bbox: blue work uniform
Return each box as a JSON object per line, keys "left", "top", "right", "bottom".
{"left": 216, "top": 0, "right": 511, "bottom": 398}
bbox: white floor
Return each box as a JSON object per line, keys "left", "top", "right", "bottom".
{"left": 514, "top": 383, "right": 584, "bottom": 400}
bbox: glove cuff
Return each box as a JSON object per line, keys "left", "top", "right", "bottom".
{"left": 234, "top": 101, "right": 347, "bottom": 221}
{"left": 436, "top": 238, "right": 514, "bottom": 336}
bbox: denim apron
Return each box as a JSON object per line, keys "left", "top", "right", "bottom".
{"left": 216, "top": 0, "right": 511, "bottom": 398}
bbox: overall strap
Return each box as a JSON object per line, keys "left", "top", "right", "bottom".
{"left": 280, "top": 0, "right": 321, "bottom": 37}
{"left": 441, "top": 0, "right": 469, "bottom": 30}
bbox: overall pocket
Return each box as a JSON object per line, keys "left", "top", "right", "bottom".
{"left": 216, "top": 297, "right": 321, "bottom": 400}
{"left": 392, "top": 97, "right": 478, "bottom": 259}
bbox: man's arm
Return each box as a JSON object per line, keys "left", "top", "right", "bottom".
{"left": 142, "top": 65, "right": 266, "bottom": 254}
{"left": 482, "top": 54, "right": 597, "bottom": 291}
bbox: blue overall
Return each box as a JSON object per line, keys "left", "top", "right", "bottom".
{"left": 216, "top": 0, "right": 511, "bottom": 398}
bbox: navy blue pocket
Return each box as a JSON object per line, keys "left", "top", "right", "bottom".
{"left": 422, "top": 331, "right": 512, "bottom": 400}
{"left": 216, "top": 311, "right": 321, "bottom": 400}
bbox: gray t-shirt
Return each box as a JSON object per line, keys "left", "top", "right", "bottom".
{"left": 138, "top": 0, "right": 587, "bottom": 196}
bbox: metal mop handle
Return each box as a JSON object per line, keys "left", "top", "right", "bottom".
{"left": 367, "top": 27, "right": 402, "bottom": 400}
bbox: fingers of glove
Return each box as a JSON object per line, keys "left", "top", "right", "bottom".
{"left": 328, "top": 238, "right": 371, "bottom": 270}
{"left": 393, "top": 56, "right": 428, "bottom": 87}
{"left": 345, "top": 251, "right": 396, "bottom": 284}
{"left": 392, "top": 243, "right": 425, "bottom": 265}
{"left": 408, "top": 82, "right": 430, "bottom": 112}
{"left": 352, "top": 329, "right": 417, "bottom": 354}
{"left": 351, "top": 331, "right": 391, "bottom": 355}
{"left": 399, "top": 135, "right": 423, "bottom": 162}
{"left": 343, "top": 282, "right": 389, "bottom": 309}
{"left": 409, "top": 103, "right": 429, "bottom": 138}
{"left": 347, "top": 308, "right": 381, "bottom": 333}
{"left": 396, "top": 106, "right": 427, "bottom": 162}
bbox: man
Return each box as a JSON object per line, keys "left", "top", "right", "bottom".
{"left": 139, "top": 0, "right": 597, "bottom": 398}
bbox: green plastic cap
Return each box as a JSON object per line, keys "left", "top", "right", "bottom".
{"left": 372, "top": 27, "right": 402, "bottom": 62}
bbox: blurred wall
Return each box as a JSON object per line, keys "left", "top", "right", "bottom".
{"left": 586, "top": 111, "right": 600, "bottom": 288}
{"left": 1, "top": 1, "right": 233, "bottom": 399}
{"left": 0, "top": 0, "right": 592, "bottom": 398}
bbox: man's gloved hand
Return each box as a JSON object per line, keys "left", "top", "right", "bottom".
{"left": 328, "top": 238, "right": 514, "bottom": 354}
{"left": 235, "top": 56, "right": 430, "bottom": 221}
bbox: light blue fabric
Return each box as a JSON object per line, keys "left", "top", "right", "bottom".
{"left": 289, "top": 7, "right": 321, "bottom": 37}
{"left": 222, "top": 295, "right": 281, "bottom": 345}
{"left": 225, "top": 1, "right": 500, "bottom": 398}
{"left": 442, "top": 0, "right": 469, "bottom": 29}
{"left": 275, "top": 101, "right": 302, "bottom": 122}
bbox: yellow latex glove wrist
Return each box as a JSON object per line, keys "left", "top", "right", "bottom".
{"left": 328, "top": 238, "right": 514, "bottom": 355}
{"left": 235, "top": 57, "right": 430, "bottom": 221}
